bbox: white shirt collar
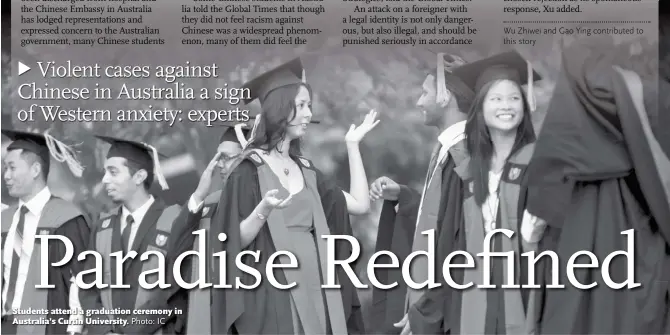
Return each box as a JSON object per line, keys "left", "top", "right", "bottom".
{"left": 437, "top": 120, "right": 466, "bottom": 151}
{"left": 122, "top": 195, "right": 155, "bottom": 224}
{"left": 18, "top": 186, "right": 52, "bottom": 217}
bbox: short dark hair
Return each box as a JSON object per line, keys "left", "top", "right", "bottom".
{"left": 10, "top": 149, "right": 49, "bottom": 180}
{"left": 123, "top": 158, "right": 153, "bottom": 191}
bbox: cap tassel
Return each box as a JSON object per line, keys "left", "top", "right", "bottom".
{"left": 435, "top": 53, "right": 451, "bottom": 106}
{"left": 301, "top": 69, "right": 306, "bottom": 83}
{"left": 233, "top": 123, "right": 249, "bottom": 147}
{"left": 243, "top": 114, "right": 262, "bottom": 151}
{"left": 526, "top": 61, "right": 536, "bottom": 112}
{"left": 143, "top": 143, "right": 169, "bottom": 190}
{"left": 43, "top": 130, "right": 84, "bottom": 178}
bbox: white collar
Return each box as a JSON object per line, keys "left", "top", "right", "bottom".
{"left": 18, "top": 186, "right": 52, "bottom": 217}
{"left": 121, "top": 195, "right": 155, "bottom": 224}
{"left": 437, "top": 120, "right": 466, "bottom": 151}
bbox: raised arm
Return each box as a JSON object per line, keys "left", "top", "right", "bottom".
{"left": 342, "top": 110, "right": 380, "bottom": 215}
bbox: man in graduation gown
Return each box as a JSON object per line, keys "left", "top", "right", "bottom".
{"left": 0, "top": 129, "right": 91, "bottom": 335}
{"left": 178, "top": 121, "right": 251, "bottom": 334}
{"left": 526, "top": 39, "right": 670, "bottom": 334}
{"left": 77, "top": 136, "right": 190, "bottom": 335}
{"left": 369, "top": 51, "right": 475, "bottom": 334}
{"left": 209, "top": 58, "right": 367, "bottom": 334}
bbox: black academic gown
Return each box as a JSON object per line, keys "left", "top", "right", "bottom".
{"left": 371, "top": 149, "right": 472, "bottom": 335}
{"left": 167, "top": 191, "right": 222, "bottom": 333}
{"left": 390, "top": 142, "right": 534, "bottom": 335}
{"left": 45, "top": 213, "right": 91, "bottom": 335}
{"left": 369, "top": 184, "right": 420, "bottom": 334}
{"left": 209, "top": 158, "right": 366, "bottom": 335}
{"left": 0, "top": 196, "right": 90, "bottom": 335}
{"left": 79, "top": 199, "right": 190, "bottom": 335}
{"left": 526, "top": 43, "right": 670, "bottom": 334}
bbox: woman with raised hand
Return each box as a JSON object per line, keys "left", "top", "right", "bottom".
{"left": 209, "top": 57, "right": 376, "bottom": 335}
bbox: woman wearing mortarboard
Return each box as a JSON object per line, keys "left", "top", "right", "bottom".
{"left": 403, "top": 50, "right": 546, "bottom": 335}
{"left": 209, "top": 58, "right": 376, "bottom": 334}
{"left": 526, "top": 38, "right": 670, "bottom": 335}
{"left": 77, "top": 136, "right": 191, "bottom": 335}
{"left": 179, "top": 115, "right": 322, "bottom": 334}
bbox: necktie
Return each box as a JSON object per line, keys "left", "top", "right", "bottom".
{"left": 4, "top": 205, "right": 29, "bottom": 313}
{"left": 122, "top": 215, "right": 134, "bottom": 252}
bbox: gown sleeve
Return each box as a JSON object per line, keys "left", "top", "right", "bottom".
{"left": 210, "top": 159, "right": 262, "bottom": 334}
{"left": 78, "top": 221, "right": 114, "bottom": 335}
{"left": 313, "top": 167, "right": 367, "bottom": 334}
{"left": 408, "top": 158, "right": 465, "bottom": 335}
{"left": 46, "top": 215, "right": 90, "bottom": 335}
{"left": 120, "top": 205, "right": 201, "bottom": 335}
{"left": 367, "top": 183, "right": 421, "bottom": 333}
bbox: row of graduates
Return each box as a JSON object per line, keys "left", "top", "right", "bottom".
{"left": 2, "top": 39, "right": 669, "bottom": 335}
{"left": 1, "top": 55, "right": 378, "bottom": 335}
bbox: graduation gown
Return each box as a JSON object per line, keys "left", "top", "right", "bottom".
{"left": 369, "top": 184, "right": 420, "bottom": 334}
{"left": 1, "top": 197, "right": 90, "bottom": 335}
{"left": 209, "top": 155, "right": 366, "bottom": 335}
{"left": 526, "top": 43, "right": 670, "bottom": 334}
{"left": 79, "top": 199, "right": 189, "bottom": 335}
{"left": 398, "top": 141, "right": 535, "bottom": 335}
{"left": 371, "top": 145, "right": 467, "bottom": 335}
{"left": 175, "top": 190, "right": 224, "bottom": 334}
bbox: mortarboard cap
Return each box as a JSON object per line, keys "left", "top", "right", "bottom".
{"left": 3, "top": 129, "right": 49, "bottom": 162}
{"left": 422, "top": 48, "right": 475, "bottom": 108}
{"left": 95, "top": 135, "right": 169, "bottom": 190}
{"left": 217, "top": 111, "right": 321, "bottom": 146}
{"left": 241, "top": 58, "right": 305, "bottom": 105}
{"left": 1, "top": 129, "right": 84, "bottom": 177}
{"left": 450, "top": 50, "right": 542, "bottom": 111}
{"left": 217, "top": 110, "right": 257, "bottom": 144}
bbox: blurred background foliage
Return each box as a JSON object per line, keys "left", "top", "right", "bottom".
{"left": 1, "top": 28, "right": 665, "bottom": 326}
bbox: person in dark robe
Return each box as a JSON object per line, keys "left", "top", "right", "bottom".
{"left": 77, "top": 136, "right": 191, "bottom": 335}
{"left": 179, "top": 120, "right": 251, "bottom": 334}
{"left": 0, "top": 129, "right": 91, "bottom": 335}
{"left": 368, "top": 51, "right": 475, "bottom": 334}
{"left": 388, "top": 50, "right": 544, "bottom": 335}
{"left": 209, "top": 57, "right": 376, "bottom": 334}
{"left": 526, "top": 39, "right": 670, "bottom": 335}
{"left": 181, "top": 114, "right": 322, "bottom": 333}
{"left": 446, "top": 50, "right": 543, "bottom": 335}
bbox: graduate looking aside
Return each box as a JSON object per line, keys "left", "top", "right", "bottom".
{"left": 368, "top": 50, "right": 474, "bottom": 334}
{"left": 77, "top": 136, "right": 188, "bottom": 335}
{"left": 1, "top": 129, "right": 91, "bottom": 335}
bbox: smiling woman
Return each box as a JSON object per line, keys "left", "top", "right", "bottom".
{"left": 405, "top": 51, "right": 546, "bottom": 335}
{"left": 209, "top": 56, "right": 376, "bottom": 335}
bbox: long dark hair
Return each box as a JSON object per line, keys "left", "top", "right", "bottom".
{"left": 465, "top": 79, "right": 535, "bottom": 206}
{"left": 248, "top": 83, "right": 312, "bottom": 157}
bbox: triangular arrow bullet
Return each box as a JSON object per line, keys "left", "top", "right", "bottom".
{"left": 18, "top": 62, "right": 31, "bottom": 76}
